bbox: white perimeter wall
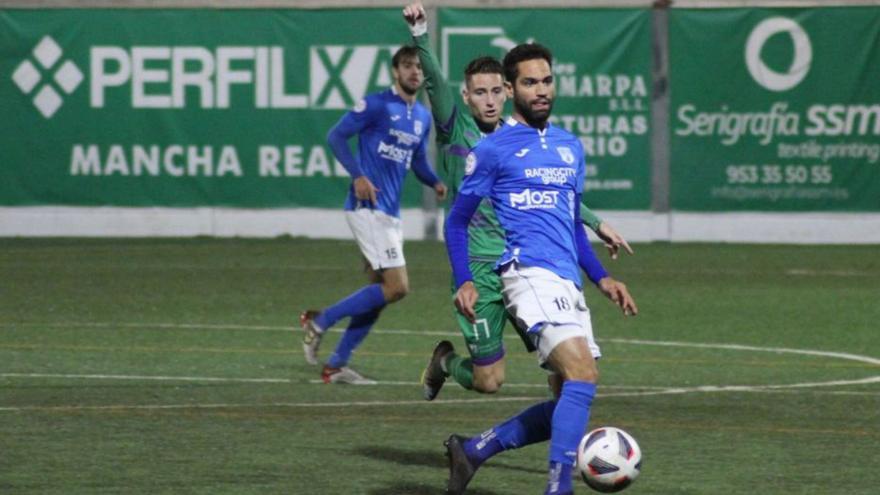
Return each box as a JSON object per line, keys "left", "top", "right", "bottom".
{"left": 2, "top": 207, "right": 880, "bottom": 244}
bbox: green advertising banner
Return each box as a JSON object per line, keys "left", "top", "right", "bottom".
{"left": 670, "top": 8, "right": 880, "bottom": 211}
{"left": 0, "top": 9, "right": 426, "bottom": 208}
{"left": 439, "top": 8, "right": 653, "bottom": 210}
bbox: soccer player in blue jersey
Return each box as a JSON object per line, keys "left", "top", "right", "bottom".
{"left": 402, "top": 3, "right": 634, "bottom": 402}
{"left": 443, "top": 43, "right": 638, "bottom": 494}
{"left": 300, "top": 46, "right": 447, "bottom": 385}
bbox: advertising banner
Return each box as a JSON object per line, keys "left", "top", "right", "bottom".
{"left": 439, "top": 8, "right": 653, "bottom": 209}
{"left": 669, "top": 8, "right": 880, "bottom": 211}
{"left": 0, "top": 9, "right": 426, "bottom": 208}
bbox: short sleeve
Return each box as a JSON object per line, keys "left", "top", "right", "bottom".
{"left": 458, "top": 141, "right": 499, "bottom": 198}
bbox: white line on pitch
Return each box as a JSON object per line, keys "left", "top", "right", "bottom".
{"left": 5, "top": 321, "right": 879, "bottom": 367}
{"left": 301, "top": 379, "right": 665, "bottom": 390}
{"left": 0, "top": 396, "right": 542, "bottom": 412}
{"left": 599, "top": 338, "right": 880, "bottom": 367}
{"left": 0, "top": 373, "right": 663, "bottom": 390}
{"left": 2, "top": 373, "right": 879, "bottom": 413}
{"left": 3, "top": 379, "right": 879, "bottom": 413}
{"left": 785, "top": 268, "right": 872, "bottom": 277}
{"left": 0, "top": 372, "right": 293, "bottom": 384}
{"left": 749, "top": 389, "right": 880, "bottom": 397}
{"left": 595, "top": 375, "right": 880, "bottom": 398}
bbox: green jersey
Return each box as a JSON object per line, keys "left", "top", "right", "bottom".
{"left": 413, "top": 34, "right": 602, "bottom": 262}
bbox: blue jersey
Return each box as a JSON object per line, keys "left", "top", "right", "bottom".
{"left": 459, "top": 118, "right": 586, "bottom": 286}
{"left": 327, "top": 87, "right": 436, "bottom": 218}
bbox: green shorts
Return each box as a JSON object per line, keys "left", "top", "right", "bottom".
{"left": 451, "top": 261, "right": 535, "bottom": 364}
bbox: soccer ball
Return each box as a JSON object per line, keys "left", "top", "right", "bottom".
{"left": 577, "top": 427, "right": 642, "bottom": 493}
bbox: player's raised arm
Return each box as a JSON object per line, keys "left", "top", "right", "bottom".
{"left": 403, "top": 2, "right": 458, "bottom": 135}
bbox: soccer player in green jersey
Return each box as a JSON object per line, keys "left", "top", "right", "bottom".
{"left": 403, "top": 3, "right": 633, "bottom": 400}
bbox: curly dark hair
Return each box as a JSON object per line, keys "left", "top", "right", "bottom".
{"left": 502, "top": 43, "right": 553, "bottom": 82}
{"left": 392, "top": 45, "right": 419, "bottom": 68}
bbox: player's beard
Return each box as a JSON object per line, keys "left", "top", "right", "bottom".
{"left": 514, "top": 93, "right": 553, "bottom": 128}
{"left": 398, "top": 79, "right": 420, "bottom": 96}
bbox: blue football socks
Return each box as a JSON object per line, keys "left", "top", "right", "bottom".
{"left": 326, "top": 308, "right": 382, "bottom": 369}
{"left": 546, "top": 461, "right": 573, "bottom": 494}
{"left": 314, "top": 283, "right": 385, "bottom": 331}
{"left": 456, "top": 380, "right": 596, "bottom": 494}
{"left": 463, "top": 400, "right": 557, "bottom": 466}
{"left": 546, "top": 380, "right": 596, "bottom": 494}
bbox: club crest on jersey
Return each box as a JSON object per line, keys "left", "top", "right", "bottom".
{"left": 353, "top": 98, "right": 367, "bottom": 113}
{"left": 465, "top": 152, "right": 477, "bottom": 175}
{"left": 556, "top": 146, "right": 575, "bottom": 165}
{"left": 414, "top": 120, "right": 423, "bottom": 135}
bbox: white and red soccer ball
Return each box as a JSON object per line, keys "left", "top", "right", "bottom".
{"left": 577, "top": 426, "right": 642, "bottom": 493}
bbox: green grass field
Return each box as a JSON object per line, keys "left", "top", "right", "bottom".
{"left": 1, "top": 238, "right": 878, "bottom": 494}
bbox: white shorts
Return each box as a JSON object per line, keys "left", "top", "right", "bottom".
{"left": 345, "top": 208, "right": 406, "bottom": 270}
{"left": 500, "top": 264, "right": 601, "bottom": 366}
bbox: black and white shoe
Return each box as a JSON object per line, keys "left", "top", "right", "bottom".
{"left": 300, "top": 310, "right": 323, "bottom": 365}
{"left": 421, "top": 340, "right": 454, "bottom": 401}
{"left": 444, "top": 434, "right": 477, "bottom": 495}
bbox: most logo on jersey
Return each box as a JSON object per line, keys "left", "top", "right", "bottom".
{"left": 377, "top": 141, "right": 413, "bottom": 164}
{"left": 509, "top": 189, "right": 560, "bottom": 210}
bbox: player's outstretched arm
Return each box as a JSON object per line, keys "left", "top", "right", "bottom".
{"left": 403, "top": 2, "right": 458, "bottom": 134}
{"left": 579, "top": 203, "right": 634, "bottom": 259}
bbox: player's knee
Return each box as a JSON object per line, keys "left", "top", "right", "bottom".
{"left": 584, "top": 367, "right": 599, "bottom": 383}
{"left": 473, "top": 373, "right": 504, "bottom": 394}
{"left": 382, "top": 282, "right": 409, "bottom": 302}
{"left": 570, "top": 366, "right": 599, "bottom": 384}
{"left": 558, "top": 361, "right": 599, "bottom": 384}
{"left": 473, "top": 378, "right": 502, "bottom": 394}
